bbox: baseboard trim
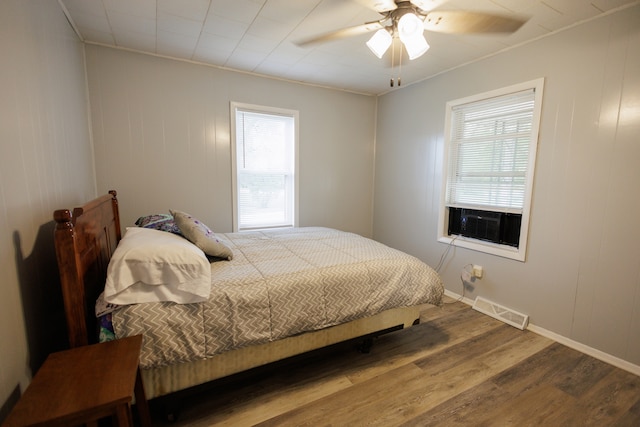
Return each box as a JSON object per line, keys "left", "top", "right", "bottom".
{"left": 443, "top": 289, "right": 640, "bottom": 377}
{"left": 444, "top": 289, "right": 475, "bottom": 306}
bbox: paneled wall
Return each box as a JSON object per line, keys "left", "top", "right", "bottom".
{"left": 2, "top": 4, "right": 637, "bottom": 418}
{"left": 85, "top": 46, "right": 377, "bottom": 238}
{"left": 374, "top": 5, "right": 640, "bottom": 368}
{"left": 0, "top": 0, "right": 94, "bottom": 415}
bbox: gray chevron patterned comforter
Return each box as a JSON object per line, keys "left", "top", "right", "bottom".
{"left": 111, "top": 227, "right": 443, "bottom": 369}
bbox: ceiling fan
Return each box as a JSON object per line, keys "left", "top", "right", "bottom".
{"left": 296, "top": 0, "right": 528, "bottom": 86}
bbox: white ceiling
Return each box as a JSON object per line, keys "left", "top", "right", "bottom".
{"left": 59, "top": 0, "right": 638, "bottom": 95}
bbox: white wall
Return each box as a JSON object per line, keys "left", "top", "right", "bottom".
{"left": 85, "top": 46, "right": 377, "bottom": 238}
{"left": 0, "top": 0, "right": 94, "bottom": 416}
{"left": 2, "top": 4, "right": 637, "bottom": 418}
{"left": 374, "top": 5, "right": 640, "bottom": 367}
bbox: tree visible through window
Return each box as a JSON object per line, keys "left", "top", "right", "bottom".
{"left": 231, "top": 103, "right": 298, "bottom": 231}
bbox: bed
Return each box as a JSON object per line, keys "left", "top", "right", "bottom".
{"left": 53, "top": 191, "right": 443, "bottom": 400}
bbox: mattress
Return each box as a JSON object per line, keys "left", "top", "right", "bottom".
{"left": 111, "top": 227, "right": 443, "bottom": 369}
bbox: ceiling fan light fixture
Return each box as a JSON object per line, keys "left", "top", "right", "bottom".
{"left": 366, "top": 28, "right": 392, "bottom": 58}
{"left": 397, "top": 12, "right": 429, "bottom": 60}
{"left": 398, "top": 12, "right": 423, "bottom": 41}
{"left": 403, "top": 33, "right": 429, "bottom": 60}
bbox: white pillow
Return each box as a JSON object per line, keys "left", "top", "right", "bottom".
{"left": 104, "top": 227, "right": 212, "bottom": 305}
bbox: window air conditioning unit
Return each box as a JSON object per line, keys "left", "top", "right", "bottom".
{"left": 447, "top": 208, "right": 521, "bottom": 247}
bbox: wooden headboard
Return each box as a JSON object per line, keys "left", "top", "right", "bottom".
{"left": 53, "top": 190, "right": 122, "bottom": 348}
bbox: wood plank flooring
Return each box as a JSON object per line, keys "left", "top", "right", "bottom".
{"left": 149, "top": 297, "right": 640, "bottom": 426}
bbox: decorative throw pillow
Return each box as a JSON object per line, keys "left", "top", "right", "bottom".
{"left": 135, "top": 213, "right": 182, "bottom": 235}
{"left": 171, "top": 210, "right": 233, "bottom": 260}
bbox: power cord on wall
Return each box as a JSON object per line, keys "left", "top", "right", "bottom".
{"left": 435, "top": 236, "right": 471, "bottom": 305}
{"left": 455, "top": 263, "right": 474, "bottom": 303}
{"left": 434, "top": 235, "right": 457, "bottom": 273}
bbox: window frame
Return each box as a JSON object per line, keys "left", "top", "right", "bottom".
{"left": 437, "top": 78, "right": 545, "bottom": 261}
{"left": 230, "top": 102, "right": 299, "bottom": 232}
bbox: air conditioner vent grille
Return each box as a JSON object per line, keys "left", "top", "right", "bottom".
{"left": 472, "top": 296, "right": 529, "bottom": 330}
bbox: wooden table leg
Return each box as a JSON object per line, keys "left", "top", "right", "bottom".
{"left": 135, "top": 368, "right": 152, "bottom": 427}
{"left": 115, "top": 403, "right": 133, "bottom": 426}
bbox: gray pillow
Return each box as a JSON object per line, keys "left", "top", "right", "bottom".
{"left": 170, "top": 210, "right": 233, "bottom": 260}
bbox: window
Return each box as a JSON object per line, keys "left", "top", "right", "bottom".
{"left": 231, "top": 102, "right": 299, "bottom": 232}
{"left": 438, "top": 79, "right": 544, "bottom": 261}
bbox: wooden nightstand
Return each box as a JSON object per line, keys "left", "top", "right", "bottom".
{"left": 3, "top": 335, "right": 151, "bottom": 427}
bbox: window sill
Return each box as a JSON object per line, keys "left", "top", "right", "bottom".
{"left": 438, "top": 235, "right": 526, "bottom": 262}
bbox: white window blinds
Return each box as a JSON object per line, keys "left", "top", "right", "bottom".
{"left": 445, "top": 89, "right": 535, "bottom": 212}
{"left": 235, "top": 108, "right": 296, "bottom": 230}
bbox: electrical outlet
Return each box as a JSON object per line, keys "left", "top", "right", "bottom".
{"left": 472, "top": 265, "right": 483, "bottom": 278}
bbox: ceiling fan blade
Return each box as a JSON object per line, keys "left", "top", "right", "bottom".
{"left": 423, "top": 11, "right": 527, "bottom": 34}
{"left": 409, "top": 0, "right": 450, "bottom": 13}
{"left": 295, "top": 21, "right": 384, "bottom": 47}
{"left": 352, "top": 0, "right": 398, "bottom": 13}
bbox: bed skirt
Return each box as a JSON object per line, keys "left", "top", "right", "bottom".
{"left": 141, "top": 304, "right": 426, "bottom": 399}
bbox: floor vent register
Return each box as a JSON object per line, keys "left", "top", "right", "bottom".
{"left": 472, "top": 296, "right": 529, "bottom": 330}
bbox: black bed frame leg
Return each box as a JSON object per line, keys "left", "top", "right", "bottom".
{"left": 151, "top": 395, "right": 181, "bottom": 423}
{"left": 356, "top": 337, "right": 374, "bottom": 354}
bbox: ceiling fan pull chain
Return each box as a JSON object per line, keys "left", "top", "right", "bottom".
{"left": 390, "top": 39, "right": 396, "bottom": 87}
{"left": 398, "top": 42, "right": 403, "bottom": 86}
